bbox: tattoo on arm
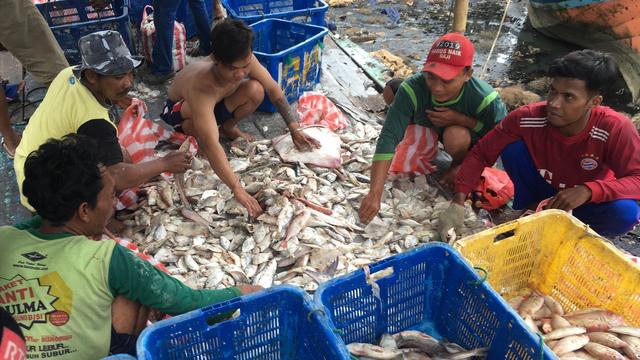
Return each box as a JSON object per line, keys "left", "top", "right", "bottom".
{"left": 274, "top": 97, "right": 299, "bottom": 125}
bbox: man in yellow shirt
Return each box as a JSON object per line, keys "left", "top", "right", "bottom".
{"left": 14, "top": 30, "right": 191, "bottom": 211}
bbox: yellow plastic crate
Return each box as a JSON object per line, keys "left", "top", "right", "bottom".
{"left": 453, "top": 209, "right": 640, "bottom": 326}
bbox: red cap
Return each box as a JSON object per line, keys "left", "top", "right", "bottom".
{"left": 422, "top": 33, "right": 474, "bottom": 81}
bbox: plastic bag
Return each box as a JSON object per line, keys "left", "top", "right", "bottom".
{"left": 472, "top": 167, "right": 514, "bottom": 210}
{"left": 389, "top": 124, "right": 440, "bottom": 174}
{"left": 296, "top": 91, "right": 348, "bottom": 131}
{"left": 116, "top": 97, "right": 197, "bottom": 209}
{"left": 141, "top": 5, "right": 187, "bottom": 72}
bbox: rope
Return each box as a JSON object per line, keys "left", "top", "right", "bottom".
{"left": 468, "top": 266, "right": 488, "bottom": 285}
{"left": 537, "top": 333, "right": 544, "bottom": 360}
{"left": 478, "top": 0, "right": 512, "bottom": 80}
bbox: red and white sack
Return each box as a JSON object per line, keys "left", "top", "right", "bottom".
{"left": 141, "top": 5, "right": 187, "bottom": 72}
{"left": 296, "top": 91, "right": 348, "bottom": 131}
{"left": 116, "top": 97, "right": 197, "bottom": 209}
{"left": 389, "top": 124, "right": 439, "bottom": 175}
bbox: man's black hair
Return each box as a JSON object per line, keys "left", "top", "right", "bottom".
{"left": 1, "top": 308, "right": 25, "bottom": 341}
{"left": 210, "top": 19, "right": 254, "bottom": 65}
{"left": 23, "top": 134, "right": 104, "bottom": 226}
{"left": 547, "top": 49, "right": 619, "bottom": 94}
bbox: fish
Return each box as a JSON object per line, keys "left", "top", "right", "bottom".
{"left": 565, "top": 310, "right": 625, "bottom": 332}
{"left": 552, "top": 335, "right": 589, "bottom": 356}
{"left": 552, "top": 314, "right": 572, "bottom": 330}
{"left": 583, "top": 342, "right": 626, "bottom": 360}
{"left": 507, "top": 295, "right": 527, "bottom": 311}
{"left": 609, "top": 327, "right": 640, "bottom": 338}
{"left": 272, "top": 126, "right": 343, "bottom": 168}
{"left": 116, "top": 120, "right": 484, "bottom": 295}
{"left": 543, "top": 327, "right": 586, "bottom": 341}
{"left": 542, "top": 293, "right": 564, "bottom": 315}
{"left": 393, "top": 330, "right": 443, "bottom": 354}
{"left": 586, "top": 332, "right": 627, "bottom": 349}
{"left": 622, "top": 344, "right": 640, "bottom": 360}
{"left": 519, "top": 292, "right": 545, "bottom": 317}
{"left": 347, "top": 343, "right": 402, "bottom": 359}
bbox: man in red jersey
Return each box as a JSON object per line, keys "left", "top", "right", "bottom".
{"left": 438, "top": 50, "right": 640, "bottom": 238}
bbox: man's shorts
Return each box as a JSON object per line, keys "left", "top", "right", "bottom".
{"left": 159, "top": 99, "right": 235, "bottom": 132}
{"left": 110, "top": 326, "right": 136, "bottom": 356}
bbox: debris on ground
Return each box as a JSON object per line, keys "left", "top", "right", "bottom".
{"left": 527, "top": 77, "right": 552, "bottom": 93}
{"left": 496, "top": 85, "right": 542, "bottom": 111}
{"left": 328, "top": 0, "right": 355, "bottom": 7}
{"left": 370, "top": 49, "right": 414, "bottom": 78}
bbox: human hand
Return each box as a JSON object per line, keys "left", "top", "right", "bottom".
{"left": 359, "top": 192, "right": 381, "bottom": 225}
{"left": 426, "top": 107, "right": 467, "bottom": 127}
{"left": 237, "top": 284, "right": 263, "bottom": 295}
{"left": 233, "top": 188, "right": 263, "bottom": 218}
{"left": 291, "top": 129, "right": 321, "bottom": 151}
{"left": 162, "top": 151, "right": 192, "bottom": 173}
{"left": 437, "top": 202, "right": 465, "bottom": 242}
{"left": 546, "top": 185, "right": 591, "bottom": 211}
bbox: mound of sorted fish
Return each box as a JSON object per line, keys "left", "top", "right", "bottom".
{"left": 509, "top": 289, "right": 640, "bottom": 359}
{"left": 116, "top": 122, "right": 485, "bottom": 292}
{"left": 348, "top": 330, "right": 488, "bottom": 360}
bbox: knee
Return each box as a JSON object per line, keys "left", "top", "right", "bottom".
{"left": 612, "top": 200, "right": 640, "bottom": 231}
{"left": 500, "top": 140, "right": 526, "bottom": 165}
{"left": 245, "top": 80, "right": 265, "bottom": 105}
{"left": 442, "top": 126, "right": 471, "bottom": 156}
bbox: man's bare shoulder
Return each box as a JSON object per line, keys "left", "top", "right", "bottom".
{"left": 169, "top": 58, "right": 218, "bottom": 101}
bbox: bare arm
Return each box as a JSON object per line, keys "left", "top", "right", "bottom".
{"left": 359, "top": 159, "right": 393, "bottom": 224}
{"left": 109, "top": 150, "right": 192, "bottom": 191}
{"left": 248, "top": 56, "right": 320, "bottom": 150}
{"left": 109, "top": 160, "right": 166, "bottom": 191}
{"left": 187, "top": 89, "right": 263, "bottom": 217}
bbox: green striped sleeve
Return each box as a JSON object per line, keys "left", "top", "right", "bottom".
{"left": 109, "top": 245, "right": 241, "bottom": 315}
{"left": 400, "top": 82, "right": 417, "bottom": 112}
{"left": 471, "top": 121, "right": 484, "bottom": 133}
{"left": 373, "top": 153, "right": 394, "bottom": 161}
{"left": 475, "top": 90, "right": 499, "bottom": 115}
{"left": 374, "top": 80, "right": 417, "bottom": 155}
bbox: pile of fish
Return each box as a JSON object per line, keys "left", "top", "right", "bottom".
{"left": 509, "top": 289, "right": 640, "bottom": 359}
{"left": 348, "top": 330, "right": 487, "bottom": 359}
{"left": 116, "top": 121, "right": 485, "bottom": 292}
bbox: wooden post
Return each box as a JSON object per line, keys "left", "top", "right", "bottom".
{"left": 452, "top": 0, "right": 469, "bottom": 34}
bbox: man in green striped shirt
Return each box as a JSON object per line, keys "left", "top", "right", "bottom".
{"left": 0, "top": 135, "right": 262, "bottom": 358}
{"left": 360, "top": 33, "right": 507, "bottom": 224}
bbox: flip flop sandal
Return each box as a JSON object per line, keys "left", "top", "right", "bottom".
{"left": 2, "top": 138, "right": 15, "bottom": 159}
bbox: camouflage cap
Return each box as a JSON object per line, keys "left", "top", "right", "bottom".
{"left": 73, "top": 30, "right": 142, "bottom": 78}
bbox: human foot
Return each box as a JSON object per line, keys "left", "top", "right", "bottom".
{"left": 220, "top": 125, "right": 256, "bottom": 142}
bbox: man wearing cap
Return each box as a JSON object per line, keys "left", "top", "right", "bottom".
{"left": 359, "top": 33, "right": 507, "bottom": 225}
{"left": 13, "top": 30, "right": 192, "bottom": 212}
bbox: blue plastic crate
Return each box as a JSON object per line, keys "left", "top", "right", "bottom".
{"left": 36, "top": 0, "right": 133, "bottom": 65}
{"left": 222, "top": 0, "right": 328, "bottom": 26}
{"left": 250, "top": 19, "right": 327, "bottom": 113}
{"left": 315, "top": 243, "right": 557, "bottom": 359}
{"left": 136, "top": 285, "right": 350, "bottom": 359}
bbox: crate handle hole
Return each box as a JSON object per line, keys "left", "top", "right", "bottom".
{"left": 369, "top": 266, "right": 394, "bottom": 281}
{"left": 205, "top": 308, "right": 241, "bottom": 326}
{"left": 494, "top": 229, "right": 515, "bottom": 243}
